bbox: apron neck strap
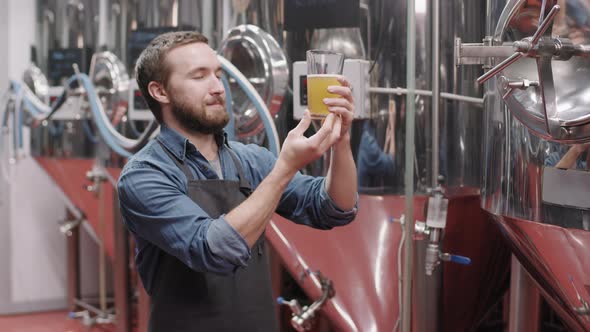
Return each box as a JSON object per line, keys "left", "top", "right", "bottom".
{"left": 225, "top": 146, "right": 252, "bottom": 193}
{"left": 158, "top": 140, "right": 195, "bottom": 180}
{"left": 157, "top": 140, "right": 253, "bottom": 193}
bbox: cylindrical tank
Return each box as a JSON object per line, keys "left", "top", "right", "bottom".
{"left": 482, "top": 0, "right": 590, "bottom": 330}
{"left": 32, "top": 0, "right": 102, "bottom": 159}
{"left": 361, "top": 1, "right": 514, "bottom": 331}
{"left": 355, "top": 0, "right": 485, "bottom": 194}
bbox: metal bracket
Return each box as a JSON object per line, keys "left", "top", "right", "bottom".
{"left": 85, "top": 166, "right": 108, "bottom": 194}
{"left": 455, "top": 37, "right": 513, "bottom": 66}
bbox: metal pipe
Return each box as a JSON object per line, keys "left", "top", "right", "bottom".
{"left": 402, "top": 0, "right": 416, "bottom": 330}
{"left": 202, "top": 0, "right": 214, "bottom": 41}
{"left": 60, "top": 2, "right": 69, "bottom": 48}
{"left": 369, "top": 87, "right": 484, "bottom": 105}
{"left": 360, "top": 1, "right": 371, "bottom": 60}
{"left": 431, "top": 0, "right": 440, "bottom": 189}
{"left": 120, "top": 0, "right": 128, "bottom": 65}
{"left": 477, "top": 51, "right": 523, "bottom": 85}
{"left": 98, "top": 179, "right": 107, "bottom": 314}
{"left": 98, "top": 0, "right": 108, "bottom": 49}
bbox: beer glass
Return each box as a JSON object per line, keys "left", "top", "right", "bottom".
{"left": 306, "top": 50, "right": 344, "bottom": 118}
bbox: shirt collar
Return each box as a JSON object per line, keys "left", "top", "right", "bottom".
{"left": 156, "top": 124, "right": 229, "bottom": 161}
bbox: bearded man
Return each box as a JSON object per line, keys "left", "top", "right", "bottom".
{"left": 117, "top": 31, "right": 358, "bottom": 332}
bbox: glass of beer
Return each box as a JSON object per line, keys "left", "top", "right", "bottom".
{"left": 306, "top": 50, "right": 344, "bottom": 118}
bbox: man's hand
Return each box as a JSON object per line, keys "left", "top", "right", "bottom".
{"left": 276, "top": 110, "right": 342, "bottom": 175}
{"left": 323, "top": 76, "right": 355, "bottom": 141}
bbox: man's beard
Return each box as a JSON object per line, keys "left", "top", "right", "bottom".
{"left": 170, "top": 96, "right": 229, "bottom": 135}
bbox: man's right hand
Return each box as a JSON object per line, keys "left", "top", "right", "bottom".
{"left": 275, "top": 110, "right": 342, "bottom": 175}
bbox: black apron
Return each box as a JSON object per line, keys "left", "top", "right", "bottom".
{"left": 149, "top": 141, "right": 278, "bottom": 332}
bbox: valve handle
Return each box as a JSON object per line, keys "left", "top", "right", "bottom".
{"left": 476, "top": 4, "right": 560, "bottom": 85}
{"left": 449, "top": 254, "right": 471, "bottom": 265}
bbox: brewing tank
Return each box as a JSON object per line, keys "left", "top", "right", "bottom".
{"left": 356, "top": 0, "right": 485, "bottom": 195}
{"left": 482, "top": 0, "right": 590, "bottom": 330}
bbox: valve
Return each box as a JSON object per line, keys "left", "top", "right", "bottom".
{"left": 59, "top": 218, "right": 83, "bottom": 236}
{"left": 455, "top": 2, "right": 590, "bottom": 140}
{"left": 425, "top": 243, "right": 472, "bottom": 276}
{"left": 278, "top": 270, "right": 335, "bottom": 331}
{"left": 85, "top": 166, "right": 107, "bottom": 195}
{"left": 476, "top": 4, "right": 561, "bottom": 84}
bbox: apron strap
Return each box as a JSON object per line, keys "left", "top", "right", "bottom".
{"left": 226, "top": 147, "right": 253, "bottom": 195}
{"left": 157, "top": 140, "right": 195, "bottom": 181}
{"left": 157, "top": 139, "right": 253, "bottom": 195}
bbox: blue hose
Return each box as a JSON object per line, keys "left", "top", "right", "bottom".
{"left": 82, "top": 119, "right": 100, "bottom": 144}
{"left": 219, "top": 59, "right": 279, "bottom": 157}
{"left": 221, "top": 74, "right": 235, "bottom": 141}
{"left": 75, "top": 74, "right": 132, "bottom": 157}
{"left": 7, "top": 60, "right": 275, "bottom": 159}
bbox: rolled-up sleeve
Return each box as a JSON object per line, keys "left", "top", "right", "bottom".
{"left": 318, "top": 179, "right": 359, "bottom": 226}
{"left": 117, "top": 163, "right": 251, "bottom": 275}
{"left": 237, "top": 144, "right": 358, "bottom": 229}
{"left": 276, "top": 171, "right": 358, "bottom": 229}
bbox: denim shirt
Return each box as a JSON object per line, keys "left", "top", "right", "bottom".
{"left": 117, "top": 124, "right": 358, "bottom": 293}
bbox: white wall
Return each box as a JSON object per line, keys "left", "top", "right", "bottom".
{"left": 0, "top": 0, "right": 69, "bottom": 314}
{"left": 0, "top": 0, "right": 9, "bottom": 93}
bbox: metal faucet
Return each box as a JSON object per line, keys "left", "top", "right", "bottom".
{"left": 278, "top": 270, "right": 335, "bottom": 331}
{"left": 569, "top": 275, "right": 590, "bottom": 316}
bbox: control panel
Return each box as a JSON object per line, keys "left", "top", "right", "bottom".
{"left": 127, "top": 80, "right": 154, "bottom": 121}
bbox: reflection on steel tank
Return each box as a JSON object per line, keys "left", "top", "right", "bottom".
{"left": 482, "top": 0, "right": 590, "bottom": 330}
{"left": 354, "top": 0, "right": 485, "bottom": 195}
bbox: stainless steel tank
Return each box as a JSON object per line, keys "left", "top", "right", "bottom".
{"left": 357, "top": 0, "right": 485, "bottom": 194}
{"left": 32, "top": 0, "right": 102, "bottom": 159}
{"left": 482, "top": 0, "right": 590, "bottom": 330}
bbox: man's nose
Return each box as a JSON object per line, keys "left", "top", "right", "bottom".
{"left": 210, "top": 75, "right": 225, "bottom": 95}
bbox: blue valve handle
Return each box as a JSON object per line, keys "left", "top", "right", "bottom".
{"left": 449, "top": 254, "right": 471, "bottom": 265}
{"left": 277, "top": 297, "right": 285, "bottom": 305}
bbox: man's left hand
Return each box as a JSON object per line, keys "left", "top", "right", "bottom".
{"left": 323, "top": 76, "right": 355, "bottom": 141}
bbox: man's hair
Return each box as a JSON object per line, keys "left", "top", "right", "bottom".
{"left": 135, "top": 31, "right": 209, "bottom": 122}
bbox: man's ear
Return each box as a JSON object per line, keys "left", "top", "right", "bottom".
{"left": 148, "top": 81, "right": 170, "bottom": 104}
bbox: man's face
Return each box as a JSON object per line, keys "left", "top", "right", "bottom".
{"left": 163, "top": 42, "right": 228, "bottom": 134}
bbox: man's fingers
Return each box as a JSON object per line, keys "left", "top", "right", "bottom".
{"left": 328, "top": 106, "right": 354, "bottom": 123}
{"left": 324, "top": 97, "right": 353, "bottom": 111}
{"left": 292, "top": 109, "right": 312, "bottom": 135}
{"left": 330, "top": 116, "right": 342, "bottom": 142}
{"left": 327, "top": 86, "right": 353, "bottom": 103}
{"left": 308, "top": 113, "right": 335, "bottom": 146}
{"left": 336, "top": 75, "right": 351, "bottom": 88}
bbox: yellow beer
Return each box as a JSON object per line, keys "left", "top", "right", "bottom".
{"left": 307, "top": 74, "right": 342, "bottom": 118}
